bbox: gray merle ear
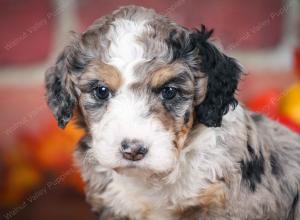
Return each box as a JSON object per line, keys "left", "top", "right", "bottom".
{"left": 45, "top": 47, "right": 76, "bottom": 128}
{"left": 166, "top": 25, "right": 242, "bottom": 127}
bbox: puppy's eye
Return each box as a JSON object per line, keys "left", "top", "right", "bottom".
{"left": 161, "top": 86, "right": 177, "bottom": 100}
{"left": 94, "top": 86, "right": 111, "bottom": 99}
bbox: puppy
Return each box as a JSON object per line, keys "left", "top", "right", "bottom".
{"left": 45, "top": 5, "right": 300, "bottom": 220}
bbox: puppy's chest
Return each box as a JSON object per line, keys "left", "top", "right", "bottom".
{"left": 102, "top": 178, "right": 199, "bottom": 220}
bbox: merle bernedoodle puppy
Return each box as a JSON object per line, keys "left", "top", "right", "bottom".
{"left": 45, "top": 5, "right": 300, "bottom": 220}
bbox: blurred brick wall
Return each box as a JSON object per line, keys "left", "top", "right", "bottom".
{"left": 0, "top": 0, "right": 294, "bottom": 144}
{"left": 0, "top": 0, "right": 54, "bottom": 66}
{"left": 78, "top": 0, "right": 284, "bottom": 49}
{"left": 0, "top": 0, "right": 285, "bottom": 66}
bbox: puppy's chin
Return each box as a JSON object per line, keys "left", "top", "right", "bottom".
{"left": 113, "top": 166, "right": 150, "bottom": 177}
{"left": 112, "top": 164, "right": 173, "bottom": 181}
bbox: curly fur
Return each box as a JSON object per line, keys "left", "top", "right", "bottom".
{"left": 45, "top": 5, "right": 300, "bottom": 220}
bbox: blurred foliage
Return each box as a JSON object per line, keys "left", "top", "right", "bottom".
{"left": 0, "top": 121, "right": 84, "bottom": 207}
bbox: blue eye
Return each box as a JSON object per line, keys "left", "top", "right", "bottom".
{"left": 161, "top": 86, "right": 177, "bottom": 100}
{"left": 95, "top": 86, "right": 110, "bottom": 99}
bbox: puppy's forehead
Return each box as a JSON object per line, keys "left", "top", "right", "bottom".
{"left": 97, "top": 14, "right": 177, "bottom": 85}
{"left": 105, "top": 19, "right": 146, "bottom": 67}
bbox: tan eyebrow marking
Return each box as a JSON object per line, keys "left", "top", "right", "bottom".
{"left": 86, "top": 61, "right": 123, "bottom": 91}
{"left": 150, "top": 65, "right": 179, "bottom": 88}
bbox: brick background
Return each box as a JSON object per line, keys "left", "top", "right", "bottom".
{"left": 0, "top": 0, "right": 286, "bottom": 67}
{"left": 78, "top": 0, "right": 284, "bottom": 49}
{"left": 0, "top": 0, "right": 54, "bottom": 66}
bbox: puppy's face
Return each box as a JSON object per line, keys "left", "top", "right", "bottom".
{"left": 45, "top": 6, "right": 241, "bottom": 176}
{"left": 77, "top": 60, "right": 196, "bottom": 173}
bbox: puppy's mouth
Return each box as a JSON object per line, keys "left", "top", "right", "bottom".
{"left": 112, "top": 160, "right": 175, "bottom": 180}
{"left": 113, "top": 164, "right": 153, "bottom": 177}
{"left": 113, "top": 164, "right": 138, "bottom": 172}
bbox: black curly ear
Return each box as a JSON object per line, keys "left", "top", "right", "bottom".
{"left": 45, "top": 47, "right": 76, "bottom": 128}
{"left": 191, "top": 25, "right": 242, "bottom": 127}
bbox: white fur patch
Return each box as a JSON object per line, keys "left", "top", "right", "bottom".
{"left": 104, "top": 19, "right": 148, "bottom": 85}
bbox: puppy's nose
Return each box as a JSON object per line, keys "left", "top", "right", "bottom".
{"left": 120, "top": 139, "right": 148, "bottom": 161}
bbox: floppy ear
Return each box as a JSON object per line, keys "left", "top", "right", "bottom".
{"left": 45, "top": 46, "right": 76, "bottom": 128}
{"left": 191, "top": 26, "right": 242, "bottom": 127}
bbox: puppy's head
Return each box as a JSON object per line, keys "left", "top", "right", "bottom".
{"left": 45, "top": 6, "right": 241, "bottom": 176}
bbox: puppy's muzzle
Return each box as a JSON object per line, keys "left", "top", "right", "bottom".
{"left": 120, "top": 139, "right": 148, "bottom": 161}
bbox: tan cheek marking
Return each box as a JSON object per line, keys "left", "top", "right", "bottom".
{"left": 174, "top": 111, "right": 194, "bottom": 150}
{"left": 151, "top": 106, "right": 194, "bottom": 152}
{"left": 198, "top": 182, "right": 227, "bottom": 213}
{"left": 149, "top": 104, "right": 183, "bottom": 158}
{"left": 150, "top": 104, "right": 175, "bottom": 132}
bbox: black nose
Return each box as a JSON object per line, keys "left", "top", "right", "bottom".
{"left": 120, "top": 139, "right": 148, "bottom": 161}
